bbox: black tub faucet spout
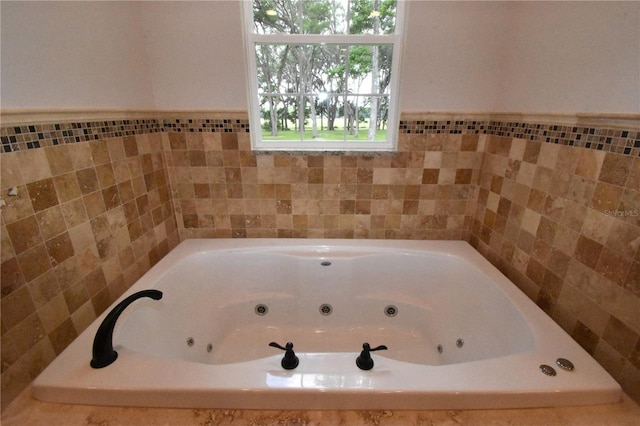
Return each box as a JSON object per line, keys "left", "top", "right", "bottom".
{"left": 90, "top": 289, "right": 163, "bottom": 369}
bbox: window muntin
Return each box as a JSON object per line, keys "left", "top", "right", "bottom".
{"left": 244, "top": 0, "right": 404, "bottom": 152}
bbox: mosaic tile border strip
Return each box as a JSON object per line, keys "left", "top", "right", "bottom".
{"left": 159, "top": 118, "right": 250, "bottom": 134}
{"left": 1, "top": 116, "right": 638, "bottom": 156}
{"left": 0, "top": 118, "right": 250, "bottom": 153}
{"left": 400, "top": 120, "right": 640, "bottom": 156}
{"left": 0, "top": 119, "right": 161, "bottom": 152}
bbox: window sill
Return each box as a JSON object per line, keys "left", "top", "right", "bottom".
{"left": 251, "top": 149, "right": 397, "bottom": 157}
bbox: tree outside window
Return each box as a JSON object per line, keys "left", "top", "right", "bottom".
{"left": 243, "top": 0, "right": 405, "bottom": 152}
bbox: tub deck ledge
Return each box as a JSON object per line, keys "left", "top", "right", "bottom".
{"left": 2, "top": 385, "right": 639, "bottom": 426}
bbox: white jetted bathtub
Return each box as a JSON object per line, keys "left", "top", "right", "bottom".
{"left": 33, "top": 239, "right": 622, "bottom": 410}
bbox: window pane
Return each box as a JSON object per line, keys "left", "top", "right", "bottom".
{"left": 244, "top": 0, "right": 403, "bottom": 151}
{"left": 255, "top": 44, "right": 289, "bottom": 93}
{"left": 252, "top": 0, "right": 349, "bottom": 35}
{"left": 260, "top": 95, "right": 303, "bottom": 141}
{"left": 344, "top": 45, "right": 393, "bottom": 97}
{"left": 255, "top": 44, "right": 392, "bottom": 96}
{"left": 348, "top": 0, "right": 396, "bottom": 35}
{"left": 259, "top": 94, "right": 390, "bottom": 143}
{"left": 345, "top": 95, "right": 389, "bottom": 141}
{"left": 256, "top": 43, "right": 356, "bottom": 96}
{"left": 255, "top": 43, "right": 393, "bottom": 144}
{"left": 344, "top": 95, "right": 368, "bottom": 141}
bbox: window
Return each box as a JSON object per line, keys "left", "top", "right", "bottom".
{"left": 242, "top": 0, "right": 405, "bottom": 152}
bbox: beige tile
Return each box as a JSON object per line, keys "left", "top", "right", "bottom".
{"left": 70, "top": 300, "right": 96, "bottom": 335}
{"left": 53, "top": 172, "right": 82, "bottom": 203}
{"left": 26, "top": 270, "right": 61, "bottom": 309}
{"left": 16, "top": 149, "right": 51, "bottom": 182}
{"left": 68, "top": 143, "right": 95, "bottom": 170}
{"left": 44, "top": 145, "right": 74, "bottom": 176}
{"left": 581, "top": 209, "right": 614, "bottom": 244}
{"left": 37, "top": 294, "right": 70, "bottom": 334}
{"left": 6, "top": 215, "right": 42, "bottom": 254}
{"left": 606, "top": 218, "right": 640, "bottom": 255}
{"left": 68, "top": 222, "right": 95, "bottom": 253}
{"left": 0, "top": 153, "right": 25, "bottom": 190}
{"left": 590, "top": 182, "right": 623, "bottom": 213}
{"left": 106, "top": 138, "right": 127, "bottom": 162}
{"left": 537, "top": 143, "right": 560, "bottom": 169}
{"left": 626, "top": 157, "right": 640, "bottom": 191}
{"left": 599, "top": 153, "right": 633, "bottom": 186}
{"left": 575, "top": 149, "right": 605, "bottom": 179}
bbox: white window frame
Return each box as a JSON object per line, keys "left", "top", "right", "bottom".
{"left": 242, "top": 0, "right": 406, "bottom": 153}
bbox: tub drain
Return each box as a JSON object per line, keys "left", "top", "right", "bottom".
{"left": 319, "top": 303, "right": 333, "bottom": 315}
{"left": 255, "top": 304, "right": 268, "bottom": 315}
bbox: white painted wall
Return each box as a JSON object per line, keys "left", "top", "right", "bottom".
{"left": 400, "top": 1, "right": 640, "bottom": 113}
{"left": 138, "top": 1, "right": 247, "bottom": 110}
{"left": 399, "top": 1, "right": 510, "bottom": 112}
{"left": 1, "top": 1, "right": 639, "bottom": 113}
{"left": 0, "top": 1, "right": 155, "bottom": 109}
{"left": 495, "top": 1, "right": 640, "bottom": 113}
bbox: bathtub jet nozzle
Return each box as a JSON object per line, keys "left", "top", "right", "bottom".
{"left": 269, "top": 341, "right": 299, "bottom": 370}
{"left": 356, "top": 342, "right": 388, "bottom": 370}
{"left": 90, "top": 289, "right": 163, "bottom": 369}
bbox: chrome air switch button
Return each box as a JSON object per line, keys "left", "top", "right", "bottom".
{"left": 556, "top": 358, "right": 574, "bottom": 371}
{"left": 540, "top": 364, "right": 557, "bottom": 376}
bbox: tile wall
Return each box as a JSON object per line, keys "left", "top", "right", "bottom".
{"left": 0, "top": 131, "right": 178, "bottom": 409}
{"left": 167, "top": 131, "right": 480, "bottom": 240}
{"left": 469, "top": 133, "right": 640, "bottom": 402}
{"left": 1, "top": 112, "right": 639, "bottom": 410}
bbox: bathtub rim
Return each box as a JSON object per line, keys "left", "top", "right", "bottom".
{"left": 31, "top": 238, "right": 623, "bottom": 410}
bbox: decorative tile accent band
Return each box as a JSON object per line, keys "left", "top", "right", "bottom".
{"left": 400, "top": 120, "right": 640, "bottom": 156}
{"left": 0, "top": 118, "right": 250, "bottom": 153}
{"left": 1, "top": 115, "right": 638, "bottom": 156}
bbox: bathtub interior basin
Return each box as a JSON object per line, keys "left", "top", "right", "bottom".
{"left": 118, "top": 246, "right": 535, "bottom": 367}
{"left": 32, "top": 239, "right": 623, "bottom": 410}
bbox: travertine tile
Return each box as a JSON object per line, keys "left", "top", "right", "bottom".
{"left": 575, "top": 149, "right": 605, "bottom": 179}
{"left": 52, "top": 173, "right": 82, "bottom": 203}
{"left": 44, "top": 145, "right": 74, "bottom": 176}
{"left": 1, "top": 152, "right": 25, "bottom": 190}
{"left": 16, "top": 149, "right": 51, "bottom": 182}
{"left": 599, "top": 153, "right": 633, "bottom": 186}
{"left": 2, "top": 113, "right": 639, "bottom": 413}
{"left": 26, "top": 178, "right": 58, "bottom": 213}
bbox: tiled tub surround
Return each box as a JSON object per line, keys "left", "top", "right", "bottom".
{"left": 469, "top": 132, "right": 640, "bottom": 401}
{"left": 1, "top": 111, "right": 639, "bottom": 412}
{"left": 168, "top": 131, "right": 479, "bottom": 241}
{"left": 0, "top": 132, "right": 179, "bottom": 409}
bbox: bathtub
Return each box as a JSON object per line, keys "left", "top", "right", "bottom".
{"left": 32, "top": 239, "right": 622, "bottom": 410}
